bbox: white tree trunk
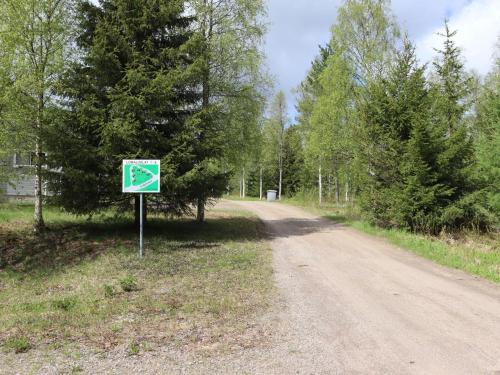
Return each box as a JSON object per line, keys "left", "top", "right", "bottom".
{"left": 33, "top": 94, "right": 45, "bottom": 233}
{"left": 242, "top": 167, "right": 246, "bottom": 198}
{"left": 278, "top": 167, "right": 282, "bottom": 200}
{"left": 345, "top": 181, "right": 349, "bottom": 202}
{"left": 318, "top": 165, "right": 322, "bottom": 205}
{"left": 328, "top": 173, "right": 332, "bottom": 199}
{"left": 335, "top": 175, "right": 340, "bottom": 203}
{"left": 34, "top": 141, "right": 44, "bottom": 232}
{"left": 259, "top": 167, "right": 263, "bottom": 200}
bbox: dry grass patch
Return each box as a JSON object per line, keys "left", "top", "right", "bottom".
{"left": 0, "top": 203, "right": 274, "bottom": 355}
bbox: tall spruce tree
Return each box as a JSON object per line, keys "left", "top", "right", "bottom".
{"left": 473, "top": 53, "right": 500, "bottom": 224}
{"left": 282, "top": 125, "right": 304, "bottom": 197}
{"left": 47, "top": 0, "right": 207, "bottom": 220}
{"left": 431, "top": 23, "right": 491, "bottom": 231}
{"left": 359, "top": 38, "right": 441, "bottom": 229}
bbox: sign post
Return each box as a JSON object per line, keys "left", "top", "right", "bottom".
{"left": 140, "top": 193, "right": 144, "bottom": 257}
{"left": 122, "top": 160, "right": 160, "bottom": 257}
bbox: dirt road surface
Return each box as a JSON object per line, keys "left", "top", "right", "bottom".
{"left": 230, "top": 200, "right": 500, "bottom": 375}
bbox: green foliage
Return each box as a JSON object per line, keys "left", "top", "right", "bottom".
{"left": 282, "top": 125, "right": 304, "bottom": 196}
{"left": 128, "top": 340, "right": 140, "bottom": 355}
{"left": 120, "top": 275, "right": 138, "bottom": 292}
{"left": 3, "top": 336, "right": 31, "bottom": 353}
{"left": 0, "top": 0, "right": 72, "bottom": 228}
{"left": 261, "top": 91, "right": 288, "bottom": 196}
{"left": 331, "top": 0, "right": 399, "bottom": 83}
{"left": 293, "top": 5, "right": 497, "bottom": 234}
{"left": 430, "top": 24, "right": 491, "bottom": 231}
{"left": 296, "top": 0, "right": 399, "bottom": 205}
{"left": 190, "top": 0, "right": 268, "bottom": 208}
{"left": 474, "top": 54, "right": 500, "bottom": 223}
{"left": 104, "top": 284, "right": 116, "bottom": 298}
{"left": 359, "top": 38, "right": 441, "bottom": 230}
{"left": 46, "top": 0, "right": 213, "bottom": 217}
{"left": 359, "top": 30, "right": 494, "bottom": 233}
{"left": 52, "top": 297, "right": 78, "bottom": 311}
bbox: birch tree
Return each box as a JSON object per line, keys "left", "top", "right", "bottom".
{"left": 190, "top": 0, "right": 267, "bottom": 220}
{"left": 0, "top": 0, "right": 72, "bottom": 232}
{"left": 301, "top": 0, "right": 399, "bottom": 205}
{"left": 264, "top": 91, "right": 287, "bottom": 200}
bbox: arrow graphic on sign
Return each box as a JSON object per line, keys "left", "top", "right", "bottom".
{"left": 122, "top": 160, "right": 161, "bottom": 193}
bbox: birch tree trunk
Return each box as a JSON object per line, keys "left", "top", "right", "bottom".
{"left": 345, "top": 181, "right": 350, "bottom": 202}
{"left": 196, "top": 0, "right": 213, "bottom": 223}
{"left": 259, "top": 166, "right": 263, "bottom": 200}
{"left": 335, "top": 174, "right": 340, "bottom": 203}
{"left": 278, "top": 167, "right": 282, "bottom": 200}
{"left": 33, "top": 94, "right": 45, "bottom": 233}
{"left": 328, "top": 173, "right": 332, "bottom": 199}
{"left": 242, "top": 167, "right": 246, "bottom": 198}
{"left": 318, "top": 165, "right": 322, "bottom": 205}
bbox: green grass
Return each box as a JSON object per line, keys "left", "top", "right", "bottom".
{"left": 0, "top": 201, "right": 274, "bottom": 354}
{"left": 282, "top": 197, "right": 500, "bottom": 283}
{"left": 0, "top": 200, "right": 78, "bottom": 224}
{"left": 3, "top": 336, "right": 31, "bottom": 353}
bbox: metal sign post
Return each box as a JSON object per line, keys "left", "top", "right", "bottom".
{"left": 139, "top": 193, "right": 144, "bottom": 257}
{"left": 122, "top": 160, "right": 161, "bottom": 258}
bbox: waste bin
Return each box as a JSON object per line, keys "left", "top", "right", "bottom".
{"left": 267, "top": 190, "right": 277, "bottom": 201}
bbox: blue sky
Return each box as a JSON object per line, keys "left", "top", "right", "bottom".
{"left": 264, "top": 0, "right": 500, "bottom": 119}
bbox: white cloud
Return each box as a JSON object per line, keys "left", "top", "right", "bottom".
{"left": 415, "top": 0, "right": 500, "bottom": 75}
{"left": 264, "top": 0, "right": 500, "bottom": 118}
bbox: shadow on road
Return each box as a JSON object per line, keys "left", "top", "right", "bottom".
{"left": 260, "top": 217, "right": 345, "bottom": 239}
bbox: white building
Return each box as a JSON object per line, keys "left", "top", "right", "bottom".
{"left": 0, "top": 153, "right": 49, "bottom": 197}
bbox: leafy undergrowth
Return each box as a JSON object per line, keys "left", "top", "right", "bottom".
{"left": 0, "top": 202, "right": 274, "bottom": 355}
{"left": 283, "top": 197, "right": 500, "bottom": 283}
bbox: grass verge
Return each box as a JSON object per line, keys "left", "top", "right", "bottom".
{"left": 282, "top": 197, "right": 500, "bottom": 283}
{"left": 0, "top": 201, "right": 273, "bottom": 355}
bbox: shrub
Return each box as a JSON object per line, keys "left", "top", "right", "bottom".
{"left": 51, "top": 297, "right": 77, "bottom": 311}
{"left": 120, "top": 276, "right": 138, "bottom": 292}
{"left": 104, "top": 284, "right": 116, "bottom": 298}
{"left": 128, "top": 340, "right": 140, "bottom": 356}
{"left": 4, "top": 336, "right": 31, "bottom": 353}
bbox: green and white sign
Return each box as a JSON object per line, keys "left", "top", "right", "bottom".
{"left": 122, "top": 160, "right": 160, "bottom": 193}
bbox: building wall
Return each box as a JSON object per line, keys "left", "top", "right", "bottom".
{"left": 2, "top": 153, "right": 53, "bottom": 197}
{"left": 6, "top": 170, "right": 37, "bottom": 196}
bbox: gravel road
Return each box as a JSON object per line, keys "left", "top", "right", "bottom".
{"left": 230, "top": 200, "right": 500, "bottom": 375}
{"left": 2, "top": 200, "right": 500, "bottom": 374}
